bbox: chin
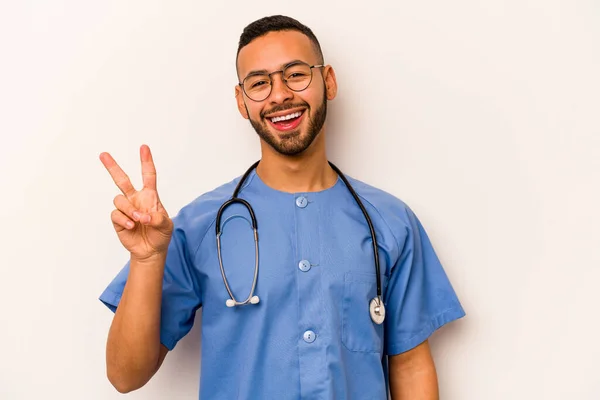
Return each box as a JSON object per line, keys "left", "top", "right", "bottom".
{"left": 251, "top": 113, "right": 322, "bottom": 157}
{"left": 276, "top": 135, "right": 319, "bottom": 156}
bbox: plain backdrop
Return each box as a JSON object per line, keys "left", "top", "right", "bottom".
{"left": 1, "top": 1, "right": 599, "bottom": 399}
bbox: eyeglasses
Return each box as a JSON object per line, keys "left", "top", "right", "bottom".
{"left": 239, "top": 61, "right": 324, "bottom": 102}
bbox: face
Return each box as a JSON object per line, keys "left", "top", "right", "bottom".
{"left": 235, "top": 30, "right": 337, "bottom": 156}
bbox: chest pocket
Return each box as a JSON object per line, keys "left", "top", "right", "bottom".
{"left": 342, "top": 271, "right": 389, "bottom": 353}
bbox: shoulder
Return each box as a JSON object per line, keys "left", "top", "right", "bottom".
{"left": 343, "top": 175, "right": 417, "bottom": 245}
{"left": 170, "top": 175, "right": 240, "bottom": 238}
{"left": 345, "top": 175, "right": 413, "bottom": 220}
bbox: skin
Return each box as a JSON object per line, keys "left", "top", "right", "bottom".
{"left": 389, "top": 340, "right": 440, "bottom": 399}
{"left": 100, "top": 29, "right": 439, "bottom": 399}
{"left": 235, "top": 30, "right": 338, "bottom": 193}
{"left": 99, "top": 146, "right": 170, "bottom": 393}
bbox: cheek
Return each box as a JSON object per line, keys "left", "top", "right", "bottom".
{"left": 247, "top": 104, "right": 264, "bottom": 120}
{"left": 304, "top": 83, "right": 326, "bottom": 106}
{"left": 304, "top": 93, "right": 323, "bottom": 112}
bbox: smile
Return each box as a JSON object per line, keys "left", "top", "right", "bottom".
{"left": 270, "top": 111, "right": 303, "bottom": 123}
{"left": 266, "top": 110, "right": 305, "bottom": 132}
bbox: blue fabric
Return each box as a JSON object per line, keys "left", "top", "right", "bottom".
{"left": 99, "top": 169, "right": 465, "bottom": 399}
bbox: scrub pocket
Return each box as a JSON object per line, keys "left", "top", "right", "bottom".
{"left": 342, "top": 271, "right": 388, "bottom": 353}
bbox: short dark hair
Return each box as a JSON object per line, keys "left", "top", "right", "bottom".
{"left": 236, "top": 15, "right": 324, "bottom": 67}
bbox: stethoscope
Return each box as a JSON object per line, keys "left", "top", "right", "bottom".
{"left": 215, "top": 161, "right": 386, "bottom": 325}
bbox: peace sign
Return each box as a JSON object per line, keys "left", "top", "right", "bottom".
{"left": 100, "top": 145, "right": 173, "bottom": 262}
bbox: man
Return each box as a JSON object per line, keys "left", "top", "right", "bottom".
{"left": 99, "top": 15, "right": 465, "bottom": 399}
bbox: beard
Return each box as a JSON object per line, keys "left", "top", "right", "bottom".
{"left": 248, "top": 88, "right": 327, "bottom": 157}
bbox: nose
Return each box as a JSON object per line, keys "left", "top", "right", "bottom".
{"left": 268, "top": 72, "right": 293, "bottom": 104}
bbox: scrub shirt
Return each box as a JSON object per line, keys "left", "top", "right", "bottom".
{"left": 99, "top": 169, "right": 465, "bottom": 400}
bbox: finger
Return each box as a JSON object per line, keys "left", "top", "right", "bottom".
{"left": 111, "top": 209, "right": 135, "bottom": 231}
{"left": 113, "top": 194, "right": 146, "bottom": 222}
{"left": 140, "top": 145, "right": 157, "bottom": 191}
{"left": 144, "top": 211, "right": 172, "bottom": 232}
{"left": 100, "top": 152, "right": 136, "bottom": 198}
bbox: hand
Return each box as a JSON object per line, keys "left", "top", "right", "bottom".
{"left": 100, "top": 145, "right": 174, "bottom": 262}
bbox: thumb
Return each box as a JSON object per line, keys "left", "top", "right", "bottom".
{"left": 145, "top": 211, "right": 173, "bottom": 231}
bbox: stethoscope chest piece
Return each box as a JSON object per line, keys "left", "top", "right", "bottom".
{"left": 369, "top": 296, "right": 386, "bottom": 325}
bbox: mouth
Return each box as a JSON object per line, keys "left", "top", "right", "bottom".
{"left": 266, "top": 110, "right": 305, "bottom": 132}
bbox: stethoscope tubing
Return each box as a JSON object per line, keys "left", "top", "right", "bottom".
{"left": 215, "top": 160, "right": 383, "bottom": 307}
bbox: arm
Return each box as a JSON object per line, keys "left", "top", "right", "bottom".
{"left": 389, "top": 340, "right": 439, "bottom": 400}
{"left": 385, "top": 206, "right": 466, "bottom": 399}
{"left": 106, "top": 254, "right": 169, "bottom": 393}
{"left": 99, "top": 146, "right": 174, "bottom": 393}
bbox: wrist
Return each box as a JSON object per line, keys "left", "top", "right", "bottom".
{"left": 130, "top": 251, "right": 167, "bottom": 267}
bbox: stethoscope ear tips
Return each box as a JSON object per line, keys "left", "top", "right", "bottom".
{"left": 225, "top": 296, "right": 259, "bottom": 307}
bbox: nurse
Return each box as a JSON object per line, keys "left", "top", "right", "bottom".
{"left": 99, "top": 15, "right": 465, "bottom": 400}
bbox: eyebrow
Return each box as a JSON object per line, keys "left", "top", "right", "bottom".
{"left": 243, "top": 59, "right": 307, "bottom": 80}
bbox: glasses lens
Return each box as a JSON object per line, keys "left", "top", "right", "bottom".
{"left": 243, "top": 75, "right": 271, "bottom": 101}
{"left": 284, "top": 63, "right": 312, "bottom": 91}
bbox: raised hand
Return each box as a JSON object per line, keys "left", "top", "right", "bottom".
{"left": 100, "top": 145, "right": 174, "bottom": 262}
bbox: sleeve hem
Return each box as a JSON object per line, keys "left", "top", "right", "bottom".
{"left": 385, "top": 306, "right": 466, "bottom": 355}
{"left": 99, "top": 289, "right": 122, "bottom": 313}
{"left": 160, "top": 333, "right": 178, "bottom": 351}
{"left": 99, "top": 289, "right": 179, "bottom": 352}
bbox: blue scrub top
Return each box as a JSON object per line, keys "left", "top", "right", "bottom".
{"left": 100, "top": 169, "right": 465, "bottom": 399}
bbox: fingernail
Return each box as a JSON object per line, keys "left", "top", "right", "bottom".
{"left": 142, "top": 214, "right": 151, "bottom": 224}
{"left": 133, "top": 211, "right": 141, "bottom": 220}
{"left": 126, "top": 221, "right": 134, "bottom": 229}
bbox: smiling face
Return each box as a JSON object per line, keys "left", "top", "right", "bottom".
{"left": 235, "top": 30, "right": 337, "bottom": 157}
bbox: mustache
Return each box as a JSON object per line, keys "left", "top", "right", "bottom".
{"left": 261, "top": 102, "right": 309, "bottom": 118}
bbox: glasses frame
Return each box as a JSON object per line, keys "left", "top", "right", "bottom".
{"left": 239, "top": 62, "right": 324, "bottom": 102}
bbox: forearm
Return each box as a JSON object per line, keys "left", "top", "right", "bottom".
{"left": 389, "top": 341, "right": 439, "bottom": 400}
{"left": 389, "top": 363, "right": 439, "bottom": 399}
{"left": 106, "top": 253, "right": 166, "bottom": 392}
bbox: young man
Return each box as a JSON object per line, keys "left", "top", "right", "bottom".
{"left": 99, "top": 15, "right": 465, "bottom": 400}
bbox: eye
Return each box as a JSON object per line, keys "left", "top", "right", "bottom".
{"left": 284, "top": 64, "right": 311, "bottom": 81}
{"left": 250, "top": 80, "right": 269, "bottom": 89}
{"left": 288, "top": 71, "right": 309, "bottom": 79}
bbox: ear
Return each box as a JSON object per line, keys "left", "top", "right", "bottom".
{"left": 235, "top": 84, "right": 249, "bottom": 119}
{"left": 323, "top": 66, "right": 338, "bottom": 100}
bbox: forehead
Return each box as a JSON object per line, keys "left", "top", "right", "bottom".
{"left": 237, "top": 30, "right": 318, "bottom": 77}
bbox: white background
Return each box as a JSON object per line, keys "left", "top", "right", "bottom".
{"left": 1, "top": 1, "right": 599, "bottom": 399}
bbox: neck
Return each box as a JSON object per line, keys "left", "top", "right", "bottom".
{"left": 256, "top": 132, "right": 338, "bottom": 193}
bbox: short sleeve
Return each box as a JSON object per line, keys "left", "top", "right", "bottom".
{"left": 99, "top": 217, "right": 203, "bottom": 351}
{"left": 384, "top": 207, "right": 465, "bottom": 355}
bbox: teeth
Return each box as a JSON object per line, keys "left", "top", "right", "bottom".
{"left": 270, "top": 111, "right": 302, "bottom": 123}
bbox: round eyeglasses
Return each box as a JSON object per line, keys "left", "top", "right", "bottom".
{"left": 239, "top": 62, "right": 324, "bottom": 102}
